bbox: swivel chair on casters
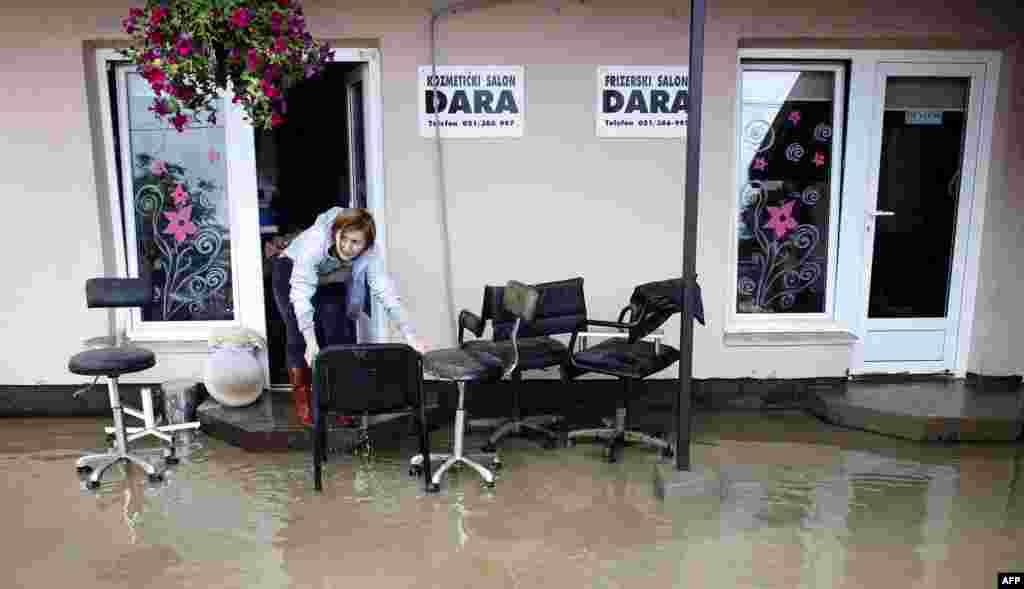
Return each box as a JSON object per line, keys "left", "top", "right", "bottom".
{"left": 68, "top": 278, "right": 178, "bottom": 488}
{"left": 462, "top": 277, "right": 586, "bottom": 456}
{"left": 410, "top": 280, "right": 541, "bottom": 489}
{"left": 562, "top": 278, "right": 705, "bottom": 463}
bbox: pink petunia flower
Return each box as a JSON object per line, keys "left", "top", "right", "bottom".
{"left": 230, "top": 8, "right": 251, "bottom": 29}
{"left": 788, "top": 111, "right": 801, "bottom": 125}
{"left": 172, "top": 112, "right": 189, "bottom": 132}
{"left": 208, "top": 148, "right": 221, "bottom": 163}
{"left": 813, "top": 152, "right": 826, "bottom": 167}
{"left": 173, "top": 183, "right": 189, "bottom": 205}
{"left": 763, "top": 200, "right": 799, "bottom": 240}
{"left": 752, "top": 157, "right": 768, "bottom": 171}
{"left": 162, "top": 205, "right": 198, "bottom": 243}
{"left": 149, "top": 159, "right": 168, "bottom": 176}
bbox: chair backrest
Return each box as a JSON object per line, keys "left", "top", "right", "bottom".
{"left": 485, "top": 277, "right": 586, "bottom": 341}
{"left": 625, "top": 278, "right": 705, "bottom": 342}
{"left": 86, "top": 278, "right": 151, "bottom": 308}
{"left": 313, "top": 343, "right": 423, "bottom": 414}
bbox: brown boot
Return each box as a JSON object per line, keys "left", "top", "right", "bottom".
{"left": 288, "top": 367, "right": 313, "bottom": 427}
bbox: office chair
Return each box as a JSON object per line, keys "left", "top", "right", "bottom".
{"left": 462, "top": 277, "right": 586, "bottom": 456}
{"left": 562, "top": 277, "right": 705, "bottom": 463}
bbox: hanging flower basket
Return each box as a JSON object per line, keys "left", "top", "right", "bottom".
{"left": 121, "top": 0, "right": 331, "bottom": 132}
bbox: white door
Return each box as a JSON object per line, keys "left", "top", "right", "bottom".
{"left": 857, "top": 62, "right": 987, "bottom": 373}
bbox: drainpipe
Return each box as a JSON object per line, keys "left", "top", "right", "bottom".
{"left": 428, "top": 0, "right": 510, "bottom": 343}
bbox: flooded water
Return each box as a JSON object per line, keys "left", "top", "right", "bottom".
{"left": 2, "top": 412, "right": 1020, "bottom": 588}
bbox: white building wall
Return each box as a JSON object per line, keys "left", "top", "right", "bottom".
{"left": 0, "top": 0, "right": 1020, "bottom": 386}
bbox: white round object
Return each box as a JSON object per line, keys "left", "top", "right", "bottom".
{"left": 203, "top": 345, "right": 266, "bottom": 407}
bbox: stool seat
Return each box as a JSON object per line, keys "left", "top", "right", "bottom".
{"left": 423, "top": 347, "right": 504, "bottom": 381}
{"left": 68, "top": 346, "right": 156, "bottom": 377}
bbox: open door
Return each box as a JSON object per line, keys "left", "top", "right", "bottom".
{"left": 345, "top": 63, "right": 369, "bottom": 210}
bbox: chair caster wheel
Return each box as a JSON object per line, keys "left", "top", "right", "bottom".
{"left": 566, "top": 438, "right": 575, "bottom": 448}
{"left": 409, "top": 466, "right": 423, "bottom": 477}
{"left": 86, "top": 480, "right": 101, "bottom": 490}
{"left": 661, "top": 447, "right": 675, "bottom": 459}
{"left": 147, "top": 473, "right": 163, "bottom": 483}
{"left": 483, "top": 481, "right": 496, "bottom": 489}
{"left": 481, "top": 443, "right": 497, "bottom": 453}
{"left": 426, "top": 483, "right": 441, "bottom": 493}
{"left": 77, "top": 465, "right": 93, "bottom": 474}
{"left": 164, "top": 456, "right": 180, "bottom": 465}
{"left": 605, "top": 445, "right": 620, "bottom": 463}
{"left": 491, "top": 460, "right": 503, "bottom": 471}
{"left": 543, "top": 438, "right": 557, "bottom": 450}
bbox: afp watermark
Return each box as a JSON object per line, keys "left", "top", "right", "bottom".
{"left": 999, "top": 573, "right": 1024, "bottom": 587}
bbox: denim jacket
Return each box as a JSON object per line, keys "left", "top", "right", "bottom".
{"left": 283, "top": 207, "right": 415, "bottom": 339}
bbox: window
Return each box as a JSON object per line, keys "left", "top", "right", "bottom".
{"left": 735, "top": 62, "right": 846, "bottom": 316}
{"left": 96, "top": 49, "right": 263, "bottom": 342}
{"left": 117, "top": 68, "right": 235, "bottom": 323}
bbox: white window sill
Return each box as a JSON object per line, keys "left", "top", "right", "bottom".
{"left": 723, "top": 320, "right": 858, "bottom": 347}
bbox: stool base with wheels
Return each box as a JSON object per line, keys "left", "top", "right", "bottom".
{"left": 409, "top": 381, "right": 500, "bottom": 489}
{"left": 71, "top": 357, "right": 165, "bottom": 488}
{"left": 100, "top": 386, "right": 200, "bottom": 464}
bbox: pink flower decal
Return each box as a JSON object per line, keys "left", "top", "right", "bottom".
{"left": 149, "top": 159, "right": 168, "bottom": 176}
{"left": 787, "top": 111, "right": 801, "bottom": 125}
{"left": 813, "top": 152, "right": 826, "bottom": 167}
{"left": 208, "top": 148, "right": 221, "bottom": 163}
{"left": 172, "top": 183, "right": 190, "bottom": 206}
{"left": 752, "top": 157, "right": 769, "bottom": 171}
{"left": 162, "top": 205, "right": 198, "bottom": 243}
{"left": 763, "top": 200, "right": 799, "bottom": 240}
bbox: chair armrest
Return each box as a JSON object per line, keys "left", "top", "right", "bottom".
{"left": 585, "top": 319, "right": 630, "bottom": 330}
{"left": 458, "top": 309, "right": 485, "bottom": 344}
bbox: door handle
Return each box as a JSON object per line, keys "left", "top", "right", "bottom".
{"left": 868, "top": 210, "right": 895, "bottom": 217}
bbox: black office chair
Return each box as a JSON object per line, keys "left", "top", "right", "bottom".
{"left": 410, "top": 280, "right": 541, "bottom": 489}
{"left": 311, "top": 343, "right": 434, "bottom": 492}
{"left": 462, "top": 277, "right": 586, "bottom": 456}
{"left": 562, "top": 278, "right": 705, "bottom": 463}
{"left": 68, "top": 278, "right": 167, "bottom": 488}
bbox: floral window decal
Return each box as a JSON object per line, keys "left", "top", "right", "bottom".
{"left": 124, "top": 69, "right": 234, "bottom": 322}
{"left": 736, "top": 67, "right": 839, "bottom": 314}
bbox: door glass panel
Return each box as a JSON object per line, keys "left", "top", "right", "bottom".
{"left": 124, "top": 70, "right": 234, "bottom": 322}
{"left": 867, "top": 76, "right": 969, "bottom": 318}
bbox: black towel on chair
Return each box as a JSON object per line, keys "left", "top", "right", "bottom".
{"left": 627, "top": 278, "right": 705, "bottom": 343}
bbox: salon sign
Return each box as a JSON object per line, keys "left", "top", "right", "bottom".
{"left": 419, "top": 65, "right": 525, "bottom": 138}
{"left": 596, "top": 66, "right": 689, "bottom": 138}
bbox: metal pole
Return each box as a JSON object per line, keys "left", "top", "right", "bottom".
{"left": 676, "top": 0, "right": 705, "bottom": 471}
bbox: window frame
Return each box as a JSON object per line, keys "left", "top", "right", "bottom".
{"left": 726, "top": 56, "right": 855, "bottom": 346}
{"left": 94, "top": 48, "right": 263, "bottom": 343}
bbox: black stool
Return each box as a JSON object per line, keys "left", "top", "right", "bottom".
{"left": 69, "top": 278, "right": 165, "bottom": 488}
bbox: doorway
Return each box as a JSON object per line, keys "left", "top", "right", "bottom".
{"left": 857, "top": 62, "right": 989, "bottom": 374}
{"left": 255, "top": 57, "right": 377, "bottom": 386}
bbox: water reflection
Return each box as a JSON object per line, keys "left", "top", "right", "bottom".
{"left": 0, "top": 414, "right": 1020, "bottom": 588}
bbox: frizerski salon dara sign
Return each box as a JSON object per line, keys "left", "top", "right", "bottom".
{"left": 418, "top": 65, "right": 689, "bottom": 139}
